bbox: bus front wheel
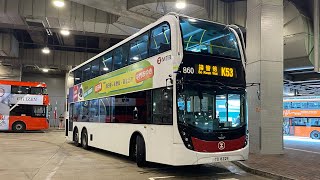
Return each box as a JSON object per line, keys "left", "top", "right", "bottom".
{"left": 12, "top": 121, "right": 26, "bottom": 132}
{"left": 81, "top": 128, "right": 90, "bottom": 150}
{"left": 136, "top": 135, "right": 146, "bottom": 167}
{"left": 310, "top": 130, "right": 320, "bottom": 139}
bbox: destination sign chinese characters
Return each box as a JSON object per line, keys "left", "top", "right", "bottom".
{"left": 182, "top": 64, "right": 236, "bottom": 78}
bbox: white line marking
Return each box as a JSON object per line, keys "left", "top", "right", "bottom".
{"left": 284, "top": 147, "right": 320, "bottom": 155}
{"left": 148, "top": 176, "right": 175, "bottom": 180}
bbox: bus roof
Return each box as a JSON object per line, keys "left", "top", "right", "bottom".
{"left": 0, "top": 80, "right": 47, "bottom": 87}
{"left": 69, "top": 13, "right": 230, "bottom": 73}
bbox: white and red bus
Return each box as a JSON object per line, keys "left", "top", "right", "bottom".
{"left": 0, "top": 80, "right": 49, "bottom": 132}
{"left": 66, "top": 13, "right": 248, "bottom": 166}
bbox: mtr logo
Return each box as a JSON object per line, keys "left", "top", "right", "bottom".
{"left": 157, "top": 55, "right": 171, "bottom": 64}
{"left": 218, "top": 141, "right": 225, "bottom": 150}
{"left": 0, "top": 114, "right": 4, "bottom": 120}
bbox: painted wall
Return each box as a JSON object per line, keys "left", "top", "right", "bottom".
{"left": 21, "top": 73, "right": 65, "bottom": 128}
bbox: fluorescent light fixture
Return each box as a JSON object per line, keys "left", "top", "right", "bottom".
{"left": 53, "top": 0, "right": 65, "bottom": 8}
{"left": 75, "top": 78, "right": 80, "bottom": 80}
{"left": 103, "top": 67, "right": 109, "bottom": 71}
{"left": 60, "top": 29, "right": 70, "bottom": 36}
{"left": 176, "top": 0, "right": 186, "bottom": 9}
{"left": 188, "top": 18, "right": 197, "bottom": 22}
{"left": 132, "top": 56, "right": 139, "bottom": 61}
{"left": 42, "top": 47, "right": 50, "bottom": 54}
{"left": 42, "top": 68, "right": 49, "bottom": 73}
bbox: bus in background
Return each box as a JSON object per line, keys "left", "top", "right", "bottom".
{"left": 66, "top": 13, "right": 248, "bottom": 166}
{"left": 283, "top": 96, "right": 320, "bottom": 139}
{"left": 0, "top": 80, "right": 49, "bottom": 132}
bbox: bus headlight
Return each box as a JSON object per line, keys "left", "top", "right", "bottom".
{"left": 179, "top": 129, "right": 194, "bottom": 150}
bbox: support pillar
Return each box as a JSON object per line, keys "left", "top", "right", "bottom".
{"left": 246, "top": 0, "right": 284, "bottom": 154}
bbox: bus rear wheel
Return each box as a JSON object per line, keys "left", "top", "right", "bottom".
{"left": 310, "top": 130, "right": 320, "bottom": 139}
{"left": 12, "top": 122, "right": 26, "bottom": 132}
{"left": 81, "top": 129, "right": 90, "bottom": 150}
{"left": 73, "top": 128, "right": 81, "bottom": 147}
{"left": 135, "top": 135, "right": 146, "bottom": 167}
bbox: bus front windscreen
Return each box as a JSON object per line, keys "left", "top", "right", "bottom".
{"left": 180, "top": 17, "right": 241, "bottom": 59}
{"left": 177, "top": 85, "right": 246, "bottom": 132}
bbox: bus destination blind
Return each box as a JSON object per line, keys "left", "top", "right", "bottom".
{"left": 182, "top": 64, "right": 237, "bottom": 78}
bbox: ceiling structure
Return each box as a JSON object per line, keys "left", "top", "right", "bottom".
{"left": 0, "top": 0, "right": 319, "bottom": 95}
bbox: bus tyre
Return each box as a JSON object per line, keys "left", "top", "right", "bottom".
{"left": 12, "top": 122, "right": 26, "bottom": 132}
{"left": 74, "top": 128, "right": 81, "bottom": 147}
{"left": 81, "top": 129, "right": 90, "bottom": 150}
{"left": 310, "top": 130, "right": 320, "bottom": 139}
{"left": 136, "top": 135, "right": 146, "bottom": 167}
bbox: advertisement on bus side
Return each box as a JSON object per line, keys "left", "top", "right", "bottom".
{"left": 0, "top": 85, "right": 11, "bottom": 130}
{"left": 70, "top": 59, "right": 160, "bottom": 102}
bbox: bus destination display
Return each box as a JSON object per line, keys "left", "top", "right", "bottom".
{"left": 182, "top": 64, "right": 236, "bottom": 78}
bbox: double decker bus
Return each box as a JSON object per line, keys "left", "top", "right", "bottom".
{"left": 66, "top": 13, "right": 248, "bottom": 166}
{"left": 0, "top": 80, "right": 49, "bottom": 132}
{"left": 283, "top": 96, "right": 320, "bottom": 139}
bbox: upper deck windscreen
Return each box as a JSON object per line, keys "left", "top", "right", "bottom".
{"left": 180, "top": 17, "right": 241, "bottom": 59}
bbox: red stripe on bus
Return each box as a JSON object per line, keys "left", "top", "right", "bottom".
{"left": 191, "top": 135, "right": 246, "bottom": 152}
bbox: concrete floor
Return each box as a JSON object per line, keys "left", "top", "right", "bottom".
{"left": 284, "top": 135, "right": 320, "bottom": 153}
{"left": 0, "top": 130, "right": 268, "bottom": 180}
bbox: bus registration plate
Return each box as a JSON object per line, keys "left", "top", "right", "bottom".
{"left": 213, "top": 156, "right": 229, "bottom": 162}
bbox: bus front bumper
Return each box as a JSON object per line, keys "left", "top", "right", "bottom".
{"left": 171, "top": 143, "right": 249, "bottom": 166}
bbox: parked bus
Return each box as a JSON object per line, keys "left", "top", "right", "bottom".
{"left": 0, "top": 80, "right": 49, "bottom": 132}
{"left": 283, "top": 96, "right": 320, "bottom": 139}
{"left": 65, "top": 13, "right": 248, "bottom": 166}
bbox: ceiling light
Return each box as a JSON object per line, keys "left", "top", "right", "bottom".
{"left": 53, "top": 0, "right": 65, "bottom": 8}
{"left": 42, "top": 47, "right": 50, "bottom": 54}
{"left": 189, "top": 18, "right": 197, "bottom": 22}
{"left": 42, "top": 68, "right": 49, "bottom": 73}
{"left": 103, "top": 67, "right": 109, "bottom": 71}
{"left": 133, "top": 56, "right": 139, "bottom": 61}
{"left": 176, "top": 0, "right": 186, "bottom": 9}
{"left": 60, "top": 29, "right": 70, "bottom": 36}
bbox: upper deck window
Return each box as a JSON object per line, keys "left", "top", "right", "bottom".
{"left": 180, "top": 17, "right": 240, "bottom": 59}
{"left": 129, "top": 33, "right": 149, "bottom": 64}
{"left": 113, "top": 44, "right": 129, "bottom": 70}
{"left": 100, "top": 53, "right": 113, "bottom": 75}
{"left": 11, "top": 86, "right": 30, "bottom": 94}
{"left": 149, "top": 23, "right": 171, "bottom": 57}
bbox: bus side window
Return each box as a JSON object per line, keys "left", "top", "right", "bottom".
{"left": 89, "top": 99, "right": 99, "bottom": 122}
{"left": 11, "top": 86, "right": 30, "bottom": 94}
{"left": 91, "top": 59, "right": 100, "bottom": 79}
{"left": 149, "top": 22, "right": 171, "bottom": 57}
{"left": 31, "top": 87, "right": 43, "bottom": 95}
{"left": 74, "top": 69, "right": 82, "bottom": 85}
{"left": 152, "top": 88, "right": 173, "bottom": 125}
{"left": 113, "top": 43, "right": 129, "bottom": 70}
{"left": 128, "top": 32, "right": 149, "bottom": 64}
{"left": 100, "top": 53, "right": 113, "bottom": 75}
{"left": 82, "top": 64, "right": 91, "bottom": 82}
